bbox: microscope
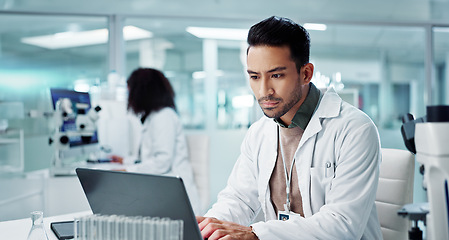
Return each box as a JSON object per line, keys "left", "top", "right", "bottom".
{"left": 49, "top": 98, "right": 101, "bottom": 175}
{"left": 400, "top": 105, "right": 449, "bottom": 240}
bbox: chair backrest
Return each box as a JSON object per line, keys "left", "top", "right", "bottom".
{"left": 186, "top": 134, "right": 210, "bottom": 214}
{"left": 376, "top": 148, "right": 415, "bottom": 240}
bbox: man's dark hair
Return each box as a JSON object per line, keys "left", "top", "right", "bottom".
{"left": 127, "top": 68, "right": 176, "bottom": 122}
{"left": 247, "top": 16, "right": 310, "bottom": 72}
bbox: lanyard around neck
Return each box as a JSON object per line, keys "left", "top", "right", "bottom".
{"left": 277, "top": 125, "right": 296, "bottom": 212}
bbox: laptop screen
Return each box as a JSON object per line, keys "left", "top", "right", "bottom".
{"left": 76, "top": 168, "right": 202, "bottom": 240}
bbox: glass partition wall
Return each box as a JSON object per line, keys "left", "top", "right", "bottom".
{"left": 309, "top": 24, "right": 426, "bottom": 130}
{"left": 124, "top": 17, "right": 256, "bottom": 130}
{"left": 434, "top": 26, "right": 449, "bottom": 105}
{"left": 0, "top": 13, "right": 109, "bottom": 171}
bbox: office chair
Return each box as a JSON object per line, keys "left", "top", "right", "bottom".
{"left": 186, "top": 134, "right": 210, "bottom": 215}
{"left": 375, "top": 148, "right": 415, "bottom": 240}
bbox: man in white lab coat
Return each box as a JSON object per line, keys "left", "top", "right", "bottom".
{"left": 196, "top": 16, "right": 382, "bottom": 240}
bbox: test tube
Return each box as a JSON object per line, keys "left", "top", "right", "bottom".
{"left": 170, "top": 220, "right": 183, "bottom": 240}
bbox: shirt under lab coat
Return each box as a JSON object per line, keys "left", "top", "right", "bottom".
{"left": 205, "top": 87, "right": 383, "bottom": 239}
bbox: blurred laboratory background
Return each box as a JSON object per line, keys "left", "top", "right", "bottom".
{"left": 1, "top": 0, "right": 449, "bottom": 221}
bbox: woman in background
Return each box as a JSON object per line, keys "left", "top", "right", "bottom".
{"left": 112, "top": 67, "right": 201, "bottom": 214}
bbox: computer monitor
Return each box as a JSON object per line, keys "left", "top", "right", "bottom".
{"left": 49, "top": 88, "right": 99, "bottom": 159}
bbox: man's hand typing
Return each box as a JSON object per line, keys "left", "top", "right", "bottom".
{"left": 196, "top": 216, "right": 258, "bottom": 240}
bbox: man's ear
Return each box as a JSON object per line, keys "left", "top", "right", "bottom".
{"left": 302, "top": 63, "right": 314, "bottom": 84}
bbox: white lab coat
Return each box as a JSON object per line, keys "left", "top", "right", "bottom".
{"left": 205, "top": 88, "right": 383, "bottom": 239}
{"left": 124, "top": 107, "right": 202, "bottom": 215}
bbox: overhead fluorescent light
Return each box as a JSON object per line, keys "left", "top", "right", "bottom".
{"left": 21, "top": 25, "right": 153, "bottom": 49}
{"left": 123, "top": 26, "right": 153, "bottom": 40}
{"left": 304, "top": 23, "right": 327, "bottom": 31}
{"left": 192, "top": 70, "right": 224, "bottom": 79}
{"left": 434, "top": 27, "right": 449, "bottom": 33}
{"left": 186, "top": 27, "right": 248, "bottom": 41}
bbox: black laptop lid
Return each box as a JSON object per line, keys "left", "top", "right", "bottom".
{"left": 75, "top": 168, "right": 202, "bottom": 240}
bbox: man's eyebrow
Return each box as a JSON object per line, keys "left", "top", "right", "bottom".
{"left": 247, "top": 67, "right": 287, "bottom": 75}
{"left": 267, "top": 67, "right": 287, "bottom": 73}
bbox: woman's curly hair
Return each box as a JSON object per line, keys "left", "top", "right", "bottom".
{"left": 127, "top": 68, "right": 176, "bottom": 122}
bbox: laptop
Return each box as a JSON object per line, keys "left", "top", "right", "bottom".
{"left": 75, "top": 168, "right": 202, "bottom": 240}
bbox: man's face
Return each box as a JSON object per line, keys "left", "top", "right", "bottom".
{"left": 247, "top": 45, "right": 306, "bottom": 122}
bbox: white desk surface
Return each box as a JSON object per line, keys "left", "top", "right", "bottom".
{"left": 0, "top": 210, "right": 92, "bottom": 240}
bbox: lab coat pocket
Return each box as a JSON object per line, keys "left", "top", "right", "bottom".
{"left": 310, "top": 162, "right": 335, "bottom": 212}
{"left": 324, "top": 161, "right": 335, "bottom": 178}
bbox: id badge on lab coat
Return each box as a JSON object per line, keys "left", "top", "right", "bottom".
{"left": 278, "top": 210, "right": 290, "bottom": 221}
{"left": 278, "top": 209, "right": 302, "bottom": 221}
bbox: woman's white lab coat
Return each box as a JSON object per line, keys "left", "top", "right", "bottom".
{"left": 205, "top": 88, "right": 383, "bottom": 239}
{"left": 125, "top": 107, "right": 201, "bottom": 215}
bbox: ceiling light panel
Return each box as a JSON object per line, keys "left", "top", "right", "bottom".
{"left": 186, "top": 27, "right": 248, "bottom": 41}
{"left": 21, "top": 26, "right": 152, "bottom": 49}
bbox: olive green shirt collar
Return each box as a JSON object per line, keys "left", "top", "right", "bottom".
{"left": 274, "top": 82, "right": 321, "bottom": 129}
